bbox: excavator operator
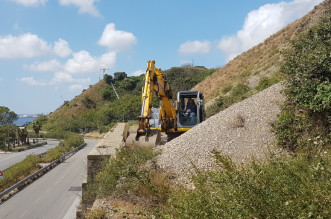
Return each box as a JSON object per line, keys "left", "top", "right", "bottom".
{"left": 183, "top": 98, "right": 197, "bottom": 118}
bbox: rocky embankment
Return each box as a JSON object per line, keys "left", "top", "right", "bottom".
{"left": 156, "top": 83, "right": 286, "bottom": 185}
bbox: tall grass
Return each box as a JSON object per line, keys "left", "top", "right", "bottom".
{"left": 171, "top": 149, "right": 331, "bottom": 218}
{"left": 0, "top": 155, "right": 40, "bottom": 192}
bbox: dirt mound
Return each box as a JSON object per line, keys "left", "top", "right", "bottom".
{"left": 156, "top": 83, "right": 285, "bottom": 185}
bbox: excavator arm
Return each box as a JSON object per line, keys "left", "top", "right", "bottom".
{"left": 137, "top": 60, "right": 177, "bottom": 139}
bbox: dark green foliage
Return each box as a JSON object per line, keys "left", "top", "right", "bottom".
{"left": 103, "top": 74, "right": 113, "bottom": 84}
{"left": 273, "top": 15, "right": 331, "bottom": 150}
{"left": 114, "top": 72, "right": 127, "bottom": 80}
{"left": 101, "top": 87, "right": 117, "bottom": 101}
{"left": 119, "top": 77, "right": 136, "bottom": 91}
{"left": 165, "top": 67, "right": 217, "bottom": 95}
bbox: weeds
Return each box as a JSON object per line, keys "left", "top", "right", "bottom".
{"left": 84, "top": 145, "right": 171, "bottom": 214}
{"left": 255, "top": 75, "right": 281, "bottom": 91}
{"left": 206, "top": 83, "right": 251, "bottom": 117}
{"left": 171, "top": 149, "right": 331, "bottom": 218}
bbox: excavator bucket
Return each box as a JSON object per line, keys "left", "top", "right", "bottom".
{"left": 125, "top": 128, "right": 161, "bottom": 147}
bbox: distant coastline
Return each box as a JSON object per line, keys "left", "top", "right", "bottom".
{"left": 14, "top": 114, "right": 37, "bottom": 126}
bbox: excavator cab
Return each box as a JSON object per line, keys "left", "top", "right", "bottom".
{"left": 177, "top": 91, "right": 205, "bottom": 128}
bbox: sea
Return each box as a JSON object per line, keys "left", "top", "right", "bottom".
{"left": 14, "top": 114, "right": 37, "bottom": 126}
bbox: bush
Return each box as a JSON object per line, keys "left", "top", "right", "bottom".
{"left": 64, "top": 132, "right": 84, "bottom": 148}
{"left": 274, "top": 15, "right": 331, "bottom": 150}
{"left": 255, "top": 76, "right": 281, "bottom": 91}
{"left": 102, "top": 87, "right": 117, "bottom": 101}
{"left": 171, "top": 150, "right": 331, "bottom": 218}
{"left": 84, "top": 146, "right": 169, "bottom": 210}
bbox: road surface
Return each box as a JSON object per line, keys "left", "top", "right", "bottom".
{"left": 0, "top": 139, "right": 97, "bottom": 219}
{"left": 0, "top": 139, "right": 60, "bottom": 171}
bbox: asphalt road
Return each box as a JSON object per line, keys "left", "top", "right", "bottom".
{"left": 0, "top": 139, "right": 60, "bottom": 171}
{"left": 0, "top": 139, "right": 98, "bottom": 219}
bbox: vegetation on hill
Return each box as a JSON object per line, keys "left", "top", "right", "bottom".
{"left": 84, "top": 3, "right": 331, "bottom": 218}
{"left": 196, "top": 1, "right": 330, "bottom": 117}
{"left": 42, "top": 66, "right": 216, "bottom": 134}
{"left": 273, "top": 12, "right": 331, "bottom": 151}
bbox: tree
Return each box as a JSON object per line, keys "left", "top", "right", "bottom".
{"left": 104, "top": 74, "right": 114, "bottom": 84}
{"left": 120, "top": 78, "right": 136, "bottom": 91}
{"left": 0, "top": 106, "right": 18, "bottom": 150}
{"left": 0, "top": 106, "right": 18, "bottom": 127}
{"left": 32, "top": 120, "right": 42, "bottom": 143}
{"left": 18, "top": 127, "right": 28, "bottom": 145}
{"left": 114, "top": 72, "right": 127, "bottom": 81}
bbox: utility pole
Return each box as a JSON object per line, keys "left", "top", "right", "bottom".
{"left": 100, "top": 68, "right": 109, "bottom": 80}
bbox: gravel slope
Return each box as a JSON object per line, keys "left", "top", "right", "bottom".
{"left": 156, "top": 83, "right": 286, "bottom": 185}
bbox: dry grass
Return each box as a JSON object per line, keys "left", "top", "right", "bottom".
{"left": 193, "top": 1, "right": 330, "bottom": 103}
{"left": 229, "top": 114, "right": 245, "bottom": 128}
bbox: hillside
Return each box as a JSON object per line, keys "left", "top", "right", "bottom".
{"left": 82, "top": 1, "right": 330, "bottom": 217}
{"left": 43, "top": 66, "right": 216, "bottom": 133}
{"left": 194, "top": 0, "right": 330, "bottom": 104}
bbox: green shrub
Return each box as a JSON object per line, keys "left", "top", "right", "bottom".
{"left": 274, "top": 15, "right": 331, "bottom": 150}
{"left": 255, "top": 76, "right": 281, "bottom": 91}
{"left": 171, "top": 149, "right": 331, "bottom": 218}
{"left": 84, "top": 146, "right": 168, "bottom": 208}
{"left": 101, "top": 87, "right": 117, "bottom": 101}
{"left": 63, "top": 132, "right": 84, "bottom": 148}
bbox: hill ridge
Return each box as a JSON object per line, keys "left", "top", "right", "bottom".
{"left": 193, "top": 0, "right": 330, "bottom": 102}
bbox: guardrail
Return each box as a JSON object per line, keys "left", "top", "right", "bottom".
{"left": 0, "top": 142, "right": 87, "bottom": 202}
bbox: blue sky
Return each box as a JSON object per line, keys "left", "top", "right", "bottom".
{"left": 0, "top": 0, "right": 323, "bottom": 114}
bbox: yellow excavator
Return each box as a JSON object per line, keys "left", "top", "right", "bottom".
{"left": 125, "top": 60, "right": 205, "bottom": 146}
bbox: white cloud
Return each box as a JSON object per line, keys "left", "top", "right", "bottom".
{"left": 64, "top": 50, "right": 99, "bottom": 74}
{"left": 21, "top": 72, "right": 91, "bottom": 88}
{"left": 10, "top": 0, "right": 47, "bottom": 7}
{"left": 132, "top": 69, "right": 144, "bottom": 76}
{"left": 25, "top": 59, "right": 62, "bottom": 72}
{"left": 98, "top": 23, "right": 137, "bottom": 52}
{"left": 218, "top": 0, "right": 323, "bottom": 62}
{"left": 21, "top": 77, "right": 48, "bottom": 86}
{"left": 59, "top": 0, "right": 100, "bottom": 17}
{"left": 99, "top": 52, "right": 116, "bottom": 69}
{"left": 178, "top": 40, "right": 210, "bottom": 55}
{"left": 53, "top": 39, "right": 72, "bottom": 57}
{"left": 0, "top": 33, "right": 73, "bottom": 59}
{"left": 0, "top": 33, "right": 52, "bottom": 58}
{"left": 69, "top": 84, "right": 85, "bottom": 91}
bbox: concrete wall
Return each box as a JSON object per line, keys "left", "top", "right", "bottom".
{"left": 78, "top": 123, "right": 127, "bottom": 218}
